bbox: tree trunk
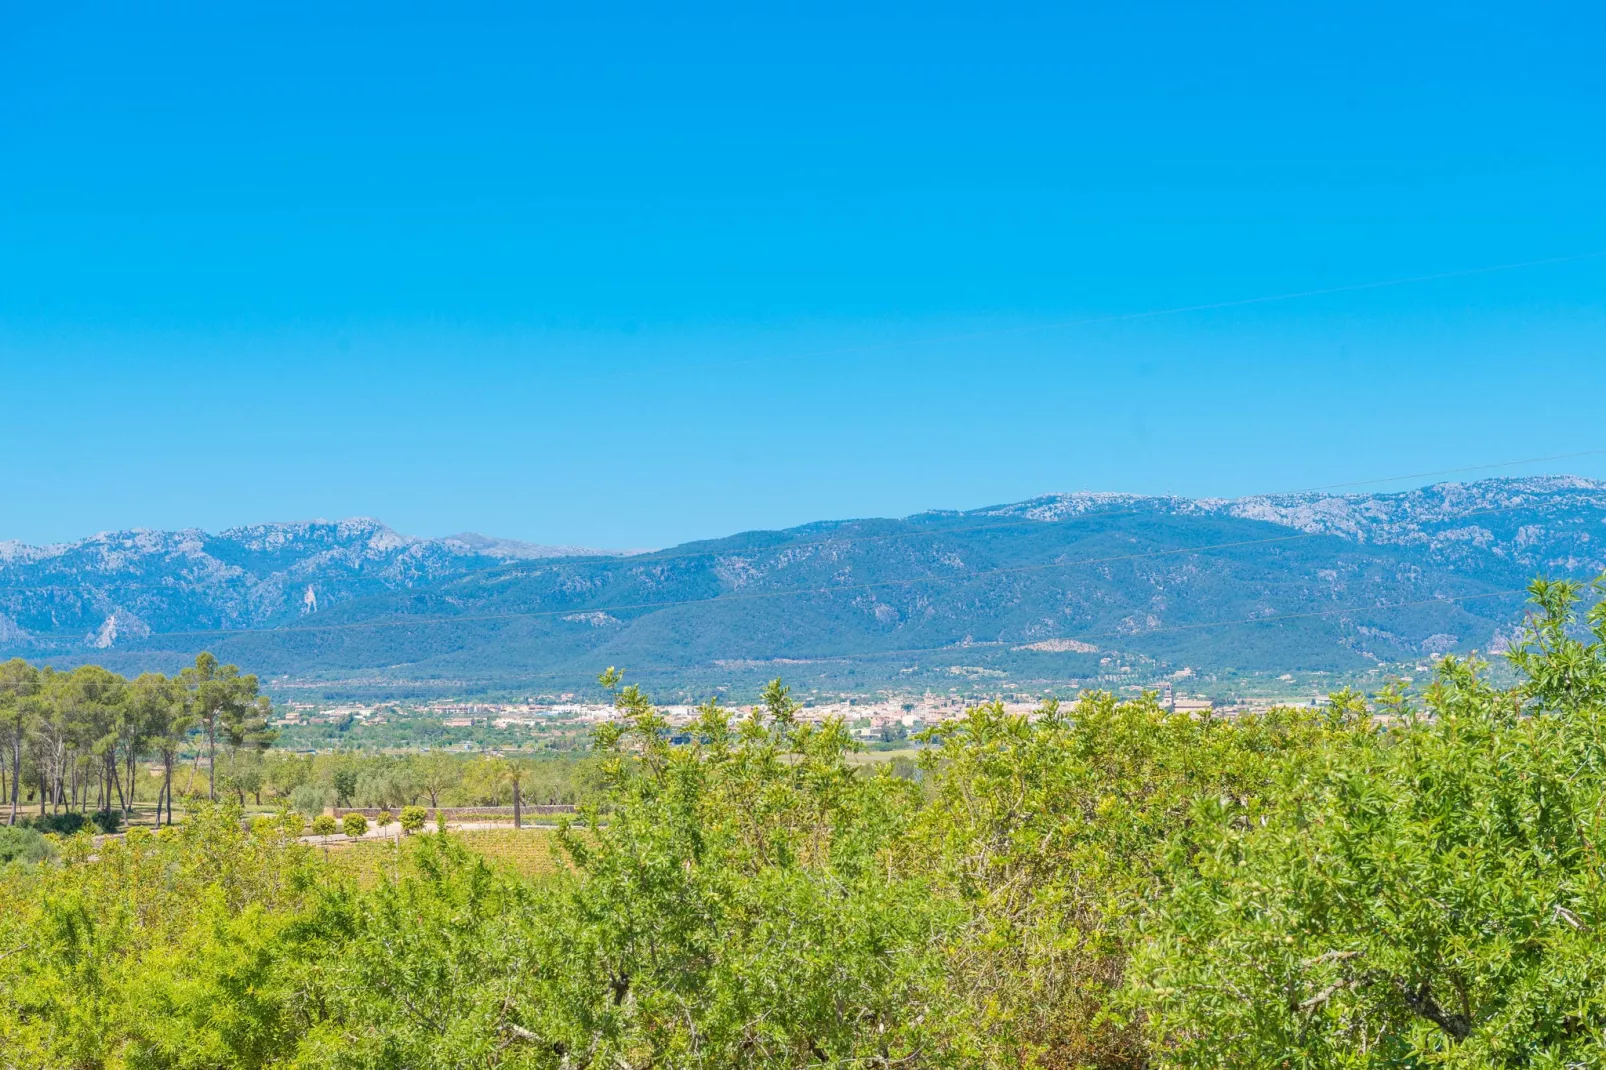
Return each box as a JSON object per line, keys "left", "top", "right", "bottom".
{"left": 513, "top": 779, "right": 522, "bottom": 829}
{"left": 111, "top": 754, "right": 129, "bottom": 815}
{"left": 208, "top": 725, "right": 216, "bottom": 801}
{"left": 8, "top": 732, "right": 17, "bottom": 826}
{"left": 125, "top": 746, "right": 137, "bottom": 817}
{"left": 163, "top": 756, "right": 173, "bottom": 826}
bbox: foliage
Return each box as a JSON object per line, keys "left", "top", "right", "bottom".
{"left": 22, "top": 812, "right": 89, "bottom": 835}
{"left": 0, "top": 804, "right": 315, "bottom": 1068}
{"left": 909, "top": 688, "right": 1334, "bottom": 1067}
{"left": 399, "top": 805, "right": 426, "bottom": 834}
{"left": 310, "top": 814, "right": 337, "bottom": 837}
{"left": 289, "top": 782, "right": 329, "bottom": 817}
{"left": 1131, "top": 575, "right": 1606, "bottom": 1067}
{"left": 0, "top": 652, "right": 266, "bottom": 828}
{"left": 342, "top": 813, "right": 368, "bottom": 839}
{"left": 0, "top": 824, "right": 53, "bottom": 864}
{"left": 0, "top": 578, "right": 1602, "bottom": 1068}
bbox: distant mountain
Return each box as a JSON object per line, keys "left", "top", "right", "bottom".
{"left": 3, "top": 478, "right": 1603, "bottom": 699}
{"left": 0, "top": 519, "right": 628, "bottom": 644}
{"left": 989, "top": 476, "right": 1606, "bottom": 573}
{"left": 440, "top": 532, "right": 645, "bottom": 560}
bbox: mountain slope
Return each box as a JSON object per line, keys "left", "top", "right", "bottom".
{"left": 3, "top": 478, "right": 1602, "bottom": 697}
{"left": 0, "top": 519, "right": 627, "bottom": 645}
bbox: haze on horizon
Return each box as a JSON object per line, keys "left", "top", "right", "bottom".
{"left": 3, "top": 3, "right": 1603, "bottom": 550}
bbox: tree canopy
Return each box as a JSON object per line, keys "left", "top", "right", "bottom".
{"left": 0, "top": 576, "right": 1602, "bottom": 1068}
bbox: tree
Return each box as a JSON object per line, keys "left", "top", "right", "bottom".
{"left": 399, "top": 805, "right": 426, "bottom": 834}
{"left": 137, "top": 673, "right": 194, "bottom": 827}
{"left": 182, "top": 653, "right": 268, "bottom": 801}
{"left": 0, "top": 659, "right": 41, "bottom": 826}
{"left": 221, "top": 695, "right": 277, "bottom": 804}
{"left": 494, "top": 756, "right": 532, "bottom": 828}
{"left": 121, "top": 673, "right": 174, "bottom": 821}
{"left": 512, "top": 671, "right": 951, "bottom": 1067}
{"left": 411, "top": 751, "right": 458, "bottom": 809}
{"left": 59, "top": 665, "right": 128, "bottom": 814}
{"left": 332, "top": 766, "right": 358, "bottom": 808}
{"left": 1133, "top": 574, "right": 1606, "bottom": 1065}
{"left": 262, "top": 751, "right": 312, "bottom": 803}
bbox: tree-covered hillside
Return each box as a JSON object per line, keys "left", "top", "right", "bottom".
{"left": 3, "top": 478, "right": 1603, "bottom": 696}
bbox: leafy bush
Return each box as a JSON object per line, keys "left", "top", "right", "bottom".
{"left": 290, "top": 783, "right": 329, "bottom": 817}
{"left": 375, "top": 809, "right": 393, "bottom": 828}
{"left": 356, "top": 772, "right": 414, "bottom": 809}
{"left": 1132, "top": 575, "right": 1606, "bottom": 1066}
{"left": 310, "top": 814, "right": 338, "bottom": 836}
{"left": 22, "top": 812, "right": 87, "bottom": 835}
{"left": 399, "top": 805, "right": 427, "bottom": 834}
{"left": 0, "top": 579, "right": 1602, "bottom": 1068}
{"left": 343, "top": 813, "right": 368, "bottom": 839}
{"left": 89, "top": 809, "right": 121, "bottom": 834}
{"left": 0, "top": 825, "right": 55, "bottom": 864}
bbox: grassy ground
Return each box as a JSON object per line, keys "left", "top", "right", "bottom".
{"left": 844, "top": 747, "right": 922, "bottom": 767}
{"left": 320, "top": 827, "right": 568, "bottom": 887}
{"left": 14, "top": 798, "right": 303, "bottom": 831}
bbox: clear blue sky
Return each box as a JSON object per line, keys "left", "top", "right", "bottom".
{"left": 3, "top": 2, "right": 1603, "bottom": 549}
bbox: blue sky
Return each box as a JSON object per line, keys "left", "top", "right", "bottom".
{"left": 3, "top": 2, "right": 1603, "bottom": 549}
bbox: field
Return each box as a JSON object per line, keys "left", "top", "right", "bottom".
{"left": 323, "top": 826, "right": 567, "bottom": 886}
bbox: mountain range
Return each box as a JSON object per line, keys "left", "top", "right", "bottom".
{"left": 4, "top": 476, "right": 1604, "bottom": 701}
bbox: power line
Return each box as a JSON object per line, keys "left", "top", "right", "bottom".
{"left": 1300, "top": 449, "right": 1606, "bottom": 494}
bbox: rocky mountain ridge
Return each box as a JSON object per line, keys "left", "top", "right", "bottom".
{"left": 3, "top": 477, "right": 1603, "bottom": 694}
{"left": 980, "top": 476, "right": 1606, "bottom": 571}
{"left": 0, "top": 518, "right": 627, "bottom": 642}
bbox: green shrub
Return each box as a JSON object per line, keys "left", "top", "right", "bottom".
{"left": 375, "top": 809, "right": 393, "bottom": 828}
{"left": 90, "top": 809, "right": 122, "bottom": 834}
{"left": 399, "top": 805, "right": 427, "bottom": 834}
{"left": 343, "top": 813, "right": 368, "bottom": 839}
{"left": 24, "top": 812, "right": 87, "bottom": 835}
{"left": 2, "top": 578, "right": 1599, "bottom": 1070}
{"left": 310, "top": 814, "right": 338, "bottom": 836}
{"left": 290, "top": 783, "right": 329, "bottom": 817}
{"left": 0, "top": 825, "right": 55, "bottom": 864}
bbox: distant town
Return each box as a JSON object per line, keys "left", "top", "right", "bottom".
{"left": 267, "top": 681, "right": 1334, "bottom": 753}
